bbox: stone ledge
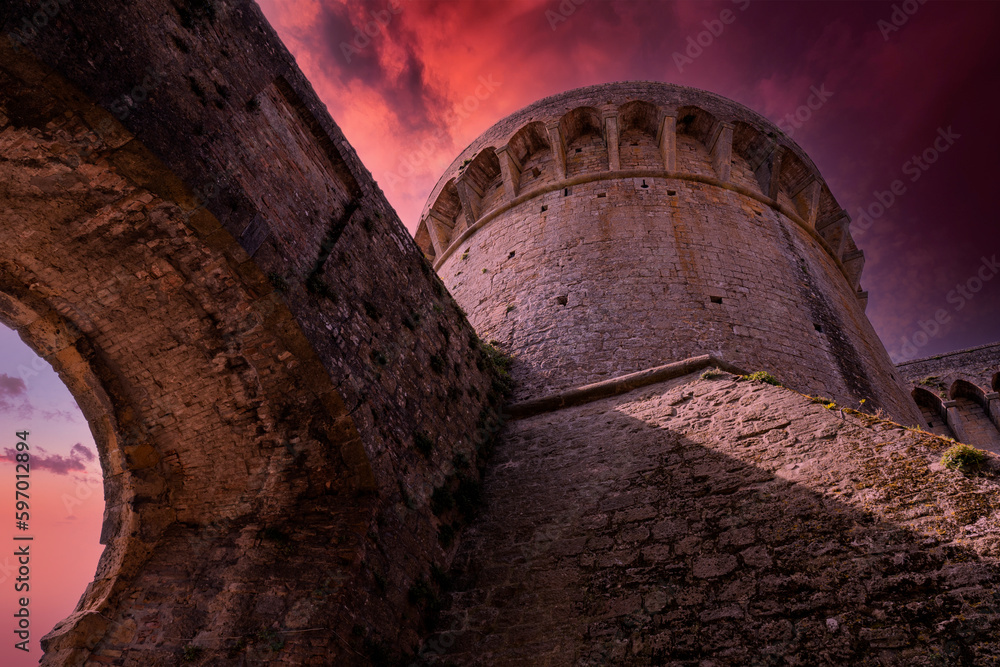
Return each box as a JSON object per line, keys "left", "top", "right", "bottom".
{"left": 505, "top": 354, "right": 748, "bottom": 419}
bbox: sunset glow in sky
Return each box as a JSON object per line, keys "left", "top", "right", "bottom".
{"left": 258, "top": 0, "right": 1000, "bottom": 362}
{"left": 0, "top": 327, "right": 104, "bottom": 665}
{"left": 3, "top": 1, "right": 999, "bottom": 661}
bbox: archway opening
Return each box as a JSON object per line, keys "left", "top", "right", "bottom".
{"left": 949, "top": 379, "right": 1000, "bottom": 450}
{"left": 560, "top": 106, "right": 607, "bottom": 177}
{"left": 0, "top": 324, "right": 105, "bottom": 664}
{"left": 912, "top": 387, "right": 954, "bottom": 439}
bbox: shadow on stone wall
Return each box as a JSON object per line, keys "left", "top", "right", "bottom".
{"left": 418, "top": 375, "right": 1000, "bottom": 665}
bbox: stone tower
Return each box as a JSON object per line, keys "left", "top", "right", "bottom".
{"left": 416, "top": 82, "right": 921, "bottom": 424}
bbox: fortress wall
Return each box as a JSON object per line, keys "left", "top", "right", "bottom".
{"left": 897, "top": 342, "right": 1000, "bottom": 397}
{"left": 429, "top": 372, "right": 1000, "bottom": 665}
{"left": 897, "top": 343, "right": 1000, "bottom": 452}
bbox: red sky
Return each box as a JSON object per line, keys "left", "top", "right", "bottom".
{"left": 256, "top": 0, "right": 1000, "bottom": 362}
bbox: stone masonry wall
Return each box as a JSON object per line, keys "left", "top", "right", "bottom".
{"left": 897, "top": 342, "right": 1000, "bottom": 454}
{"left": 427, "top": 370, "right": 1000, "bottom": 665}
{"left": 897, "top": 341, "right": 1000, "bottom": 399}
{"left": 439, "top": 173, "right": 913, "bottom": 421}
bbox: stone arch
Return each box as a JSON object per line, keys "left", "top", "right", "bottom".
{"left": 815, "top": 183, "right": 841, "bottom": 226}
{"left": 414, "top": 223, "right": 437, "bottom": 261}
{"left": 458, "top": 147, "right": 503, "bottom": 227}
{"left": 0, "top": 281, "right": 153, "bottom": 651}
{"left": 507, "top": 121, "right": 553, "bottom": 193}
{"left": 731, "top": 121, "right": 774, "bottom": 195}
{"left": 950, "top": 378, "right": 988, "bottom": 404}
{"left": 776, "top": 151, "right": 816, "bottom": 221}
{"left": 559, "top": 106, "right": 607, "bottom": 177}
{"left": 675, "top": 105, "right": 721, "bottom": 178}
{"left": 0, "top": 65, "right": 377, "bottom": 661}
{"left": 946, "top": 379, "right": 1000, "bottom": 450}
{"left": 618, "top": 100, "right": 662, "bottom": 170}
{"left": 426, "top": 178, "right": 462, "bottom": 253}
{"left": 912, "top": 387, "right": 954, "bottom": 438}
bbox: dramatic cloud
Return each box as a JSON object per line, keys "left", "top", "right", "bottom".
{"left": 0, "top": 442, "right": 94, "bottom": 475}
{"left": 71, "top": 443, "right": 95, "bottom": 462}
{"left": 0, "top": 371, "right": 31, "bottom": 415}
{"left": 0, "top": 370, "right": 78, "bottom": 421}
{"left": 256, "top": 0, "right": 1000, "bottom": 361}
{"left": 0, "top": 373, "right": 26, "bottom": 397}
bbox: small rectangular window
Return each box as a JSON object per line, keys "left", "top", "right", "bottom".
{"left": 710, "top": 296, "right": 723, "bottom": 304}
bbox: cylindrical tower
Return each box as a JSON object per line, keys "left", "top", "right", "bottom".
{"left": 416, "top": 82, "right": 921, "bottom": 423}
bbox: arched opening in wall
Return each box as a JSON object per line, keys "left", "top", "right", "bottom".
{"left": 776, "top": 151, "right": 815, "bottom": 221}
{"left": 428, "top": 179, "right": 462, "bottom": 249}
{"left": 618, "top": 100, "right": 661, "bottom": 170}
{"left": 675, "top": 105, "right": 719, "bottom": 178}
{"left": 414, "top": 223, "right": 437, "bottom": 262}
{"left": 560, "top": 106, "right": 606, "bottom": 178}
{"left": 1, "top": 43, "right": 385, "bottom": 663}
{"left": 813, "top": 183, "right": 840, "bottom": 229}
{"left": 461, "top": 148, "right": 503, "bottom": 223}
{"left": 0, "top": 323, "right": 105, "bottom": 665}
{"left": 993, "top": 372, "right": 1000, "bottom": 392}
{"left": 508, "top": 122, "right": 552, "bottom": 193}
{"left": 0, "top": 101, "right": 376, "bottom": 663}
{"left": 732, "top": 121, "right": 773, "bottom": 194}
{"left": 912, "top": 387, "right": 954, "bottom": 439}
{"left": 949, "top": 380, "right": 1000, "bottom": 449}
{"left": 0, "top": 279, "right": 149, "bottom": 663}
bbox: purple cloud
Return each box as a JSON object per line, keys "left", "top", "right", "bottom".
{"left": 0, "top": 442, "right": 94, "bottom": 475}
{"left": 0, "top": 373, "right": 26, "bottom": 396}
{"left": 71, "top": 443, "right": 95, "bottom": 462}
